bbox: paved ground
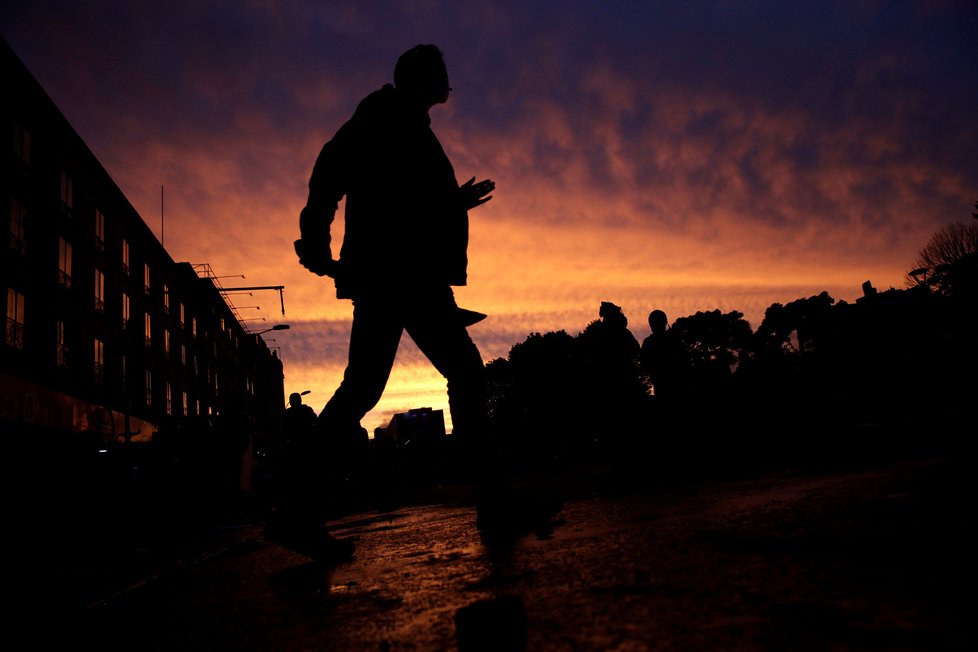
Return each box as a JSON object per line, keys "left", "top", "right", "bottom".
{"left": 19, "top": 452, "right": 968, "bottom": 651}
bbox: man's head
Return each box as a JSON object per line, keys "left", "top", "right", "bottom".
{"left": 394, "top": 44, "right": 451, "bottom": 107}
{"left": 288, "top": 392, "right": 302, "bottom": 407}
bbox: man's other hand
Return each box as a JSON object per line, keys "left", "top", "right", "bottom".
{"left": 460, "top": 177, "right": 495, "bottom": 210}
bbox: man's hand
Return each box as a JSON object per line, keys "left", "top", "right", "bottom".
{"left": 294, "top": 239, "right": 340, "bottom": 277}
{"left": 460, "top": 177, "right": 495, "bottom": 210}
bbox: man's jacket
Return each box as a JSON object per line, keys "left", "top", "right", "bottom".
{"left": 299, "top": 84, "right": 468, "bottom": 299}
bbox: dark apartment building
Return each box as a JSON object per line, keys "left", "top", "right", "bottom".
{"left": 1, "top": 38, "right": 284, "bottom": 465}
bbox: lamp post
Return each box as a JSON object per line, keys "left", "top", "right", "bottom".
{"left": 253, "top": 324, "right": 290, "bottom": 336}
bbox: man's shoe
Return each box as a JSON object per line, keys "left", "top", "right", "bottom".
{"left": 264, "top": 522, "right": 355, "bottom": 562}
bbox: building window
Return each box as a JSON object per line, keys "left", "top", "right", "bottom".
{"left": 14, "top": 123, "right": 31, "bottom": 165}
{"left": 6, "top": 288, "right": 26, "bottom": 349}
{"left": 93, "top": 268, "right": 105, "bottom": 312}
{"left": 94, "top": 337, "right": 105, "bottom": 383}
{"left": 58, "top": 237, "right": 72, "bottom": 288}
{"left": 9, "top": 197, "right": 27, "bottom": 254}
{"left": 144, "top": 263, "right": 151, "bottom": 295}
{"left": 163, "top": 283, "right": 170, "bottom": 313}
{"left": 165, "top": 382, "right": 172, "bottom": 415}
{"left": 94, "top": 209, "right": 105, "bottom": 251}
{"left": 56, "top": 320, "right": 67, "bottom": 368}
{"left": 192, "top": 316, "right": 197, "bottom": 337}
{"left": 144, "top": 312, "right": 152, "bottom": 347}
{"left": 122, "top": 292, "right": 130, "bottom": 330}
{"left": 180, "top": 343, "right": 186, "bottom": 366}
{"left": 145, "top": 370, "right": 153, "bottom": 406}
{"left": 182, "top": 392, "right": 188, "bottom": 417}
{"left": 59, "top": 171, "right": 73, "bottom": 216}
{"left": 121, "top": 239, "right": 129, "bottom": 275}
{"left": 179, "top": 303, "right": 185, "bottom": 328}
{"left": 164, "top": 329, "right": 171, "bottom": 357}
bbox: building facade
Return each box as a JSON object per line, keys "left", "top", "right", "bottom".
{"left": 2, "top": 38, "right": 284, "bottom": 462}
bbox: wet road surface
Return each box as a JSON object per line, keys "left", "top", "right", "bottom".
{"left": 40, "top": 455, "right": 967, "bottom": 650}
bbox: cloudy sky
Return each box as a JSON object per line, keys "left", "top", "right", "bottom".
{"left": 3, "top": 1, "right": 976, "bottom": 432}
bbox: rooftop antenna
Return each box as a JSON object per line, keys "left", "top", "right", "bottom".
{"left": 161, "top": 185, "right": 164, "bottom": 247}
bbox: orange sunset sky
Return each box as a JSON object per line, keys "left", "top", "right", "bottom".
{"left": 3, "top": 1, "right": 976, "bottom": 433}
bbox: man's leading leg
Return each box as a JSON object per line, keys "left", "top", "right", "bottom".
{"left": 405, "top": 289, "right": 561, "bottom": 539}
{"left": 403, "top": 290, "right": 494, "bottom": 482}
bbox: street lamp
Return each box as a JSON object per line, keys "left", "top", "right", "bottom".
{"left": 253, "top": 324, "right": 290, "bottom": 336}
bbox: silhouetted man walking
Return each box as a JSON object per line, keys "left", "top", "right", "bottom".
{"left": 271, "top": 45, "right": 554, "bottom": 559}
{"left": 283, "top": 392, "right": 317, "bottom": 442}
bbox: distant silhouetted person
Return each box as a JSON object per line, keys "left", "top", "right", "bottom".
{"left": 283, "top": 392, "right": 317, "bottom": 445}
{"left": 576, "top": 302, "right": 645, "bottom": 451}
{"left": 641, "top": 309, "right": 689, "bottom": 402}
{"left": 272, "top": 44, "right": 557, "bottom": 559}
{"left": 579, "top": 302, "right": 641, "bottom": 380}
{"left": 597, "top": 301, "right": 641, "bottom": 357}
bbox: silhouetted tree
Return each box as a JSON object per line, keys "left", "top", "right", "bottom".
{"left": 670, "top": 309, "right": 753, "bottom": 392}
{"left": 754, "top": 292, "right": 836, "bottom": 356}
{"left": 742, "top": 292, "right": 857, "bottom": 438}
{"left": 907, "top": 218, "right": 978, "bottom": 298}
{"left": 486, "top": 330, "right": 585, "bottom": 464}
